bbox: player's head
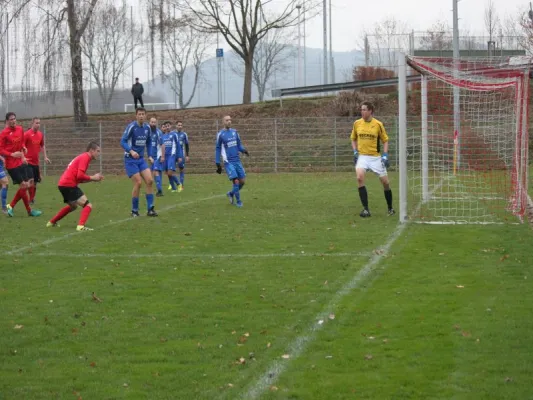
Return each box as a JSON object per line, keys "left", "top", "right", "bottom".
{"left": 176, "top": 121, "right": 183, "bottom": 131}
{"left": 162, "top": 121, "right": 171, "bottom": 132}
{"left": 5, "top": 112, "right": 16, "bottom": 127}
{"left": 86, "top": 141, "right": 101, "bottom": 160}
{"left": 31, "top": 117, "right": 41, "bottom": 131}
{"left": 135, "top": 107, "right": 146, "bottom": 124}
{"left": 149, "top": 117, "right": 157, "bottom": 129}
{"left": 223, "top": 115, "right": 231, "bottom": 129}
{"left": 360, "top": 101, "right": 374, "bottom": 121}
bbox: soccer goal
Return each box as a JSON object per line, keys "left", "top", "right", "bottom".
{"left": 398, "top": 55, "right": 531, "bottom": 224}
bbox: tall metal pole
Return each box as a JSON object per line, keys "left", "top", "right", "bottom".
{"left": 452, "top": 0, "right": 461, "bottom": 168}
{"left": 303, "top": 0, "right": 306, "bottom": 86}
{"left": 329, "top": 0, "right": 334, "bottom": 84}
{"left": 322, "top": 0, "right": 328, "bottom": 85}
{"left": 173, "top": 5, "right": 177, "bottom": 109}
{"left": 296, "top": 5, "right": 302, "bottom": 86}
{"left": 131, "top": 6, "right": 134, "bottom": 85}
{"left": 398, "top": 54, "right": 408, "bottom": 222}
{"left": 6, "top": 12, "right": 9, "bottom": 112}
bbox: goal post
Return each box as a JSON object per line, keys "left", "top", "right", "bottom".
{"left": 398, "top": 54, "right": 531, "bottom": 224}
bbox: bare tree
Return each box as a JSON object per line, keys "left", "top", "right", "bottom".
{"left": 359, "top": 17, "right": 410, "bottom": 68}
{"left": 485, "top": 0, "right": 500, "bottom": 51}
{"left": 82, "top": 1, "right": 144, "bottom": 112}
{"left": 175, "top": 0, "right": 319, "bottom": 104}
{"left": 161, "top": 16, "right": 212, "bottom": 109}
{"left": 419, "top": 20, "right": 453, "bottom": 51}
{"left": 230, "top": 27, "right": 294, "bottom": 101}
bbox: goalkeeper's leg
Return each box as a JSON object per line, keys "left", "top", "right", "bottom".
{"left": 356, "top": 167, "right": 371, "bottom": 217}
{"left": 380, "top": 176, "right": 394, "bottom": 216}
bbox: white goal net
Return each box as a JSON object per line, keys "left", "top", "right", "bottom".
{"left": 398, "top": 55, "right": 531, "bottom": 224}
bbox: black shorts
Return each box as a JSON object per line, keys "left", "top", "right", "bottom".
{"left": 58, "top": 186, "right": 84, "bottom": 204}
{"left": 7, "top": 164, "right": 33, "bottom": 185}
{"left": 29, "top": 164, "right": 41, "bottom": 183}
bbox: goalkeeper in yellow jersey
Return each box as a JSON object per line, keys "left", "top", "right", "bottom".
{"left": 350, "top": 101, "right": 395, "bottom": 218}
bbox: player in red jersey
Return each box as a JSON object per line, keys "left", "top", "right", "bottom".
{"left": 46, "top": 141, "right": 104, "bottom": 231}
{"left": 0, "top": 112, "right": 41, "bottom": 217}
{"left": 24, "top": 117, "right": 51, "bottom": 204}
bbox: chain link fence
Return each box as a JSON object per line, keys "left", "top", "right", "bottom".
{"left": 38, "top": 117, "right": 402, "bottom": 177}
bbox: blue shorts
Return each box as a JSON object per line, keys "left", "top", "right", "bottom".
{"left": 124, "top": 157, "right": 149, "bottom": 178}
{"left": 224, "top": 161, "right": 246, "bottom": 181}
{"left": 153, "top": 155, "right": 176, "bottom": 172}
{"left": 0, "top": 163, "right": 5, "bottom": 180}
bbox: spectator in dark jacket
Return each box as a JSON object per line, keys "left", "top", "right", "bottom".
{"left": 131, "top": 78, "right": 144, "bottom": 109}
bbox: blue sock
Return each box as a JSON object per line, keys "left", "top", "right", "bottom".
{"left": 233, "top": 183, "right": 241, "bottom": 203}
{"left": 169, "top": 176, "right": 177, "bottom": 190}
{"left": 1, "top": 186, "right": 7, "bottom": 209}
{"left": 179, "top": 171, "right": 184, "bottom": 186}
{"left": 146, "top": 193, "right": 154, "bottom": 211}
{"left": 132, "top": 197, "right": 139, "bottom": 212}
{"left": 155, "top": 175, "right": 162, "bottom": 192}
{"left": 172, "top": 175, "right": 180, "bottom": 187}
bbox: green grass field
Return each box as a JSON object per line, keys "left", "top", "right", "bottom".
{"left": 1, "top": 172, "right": 532, "bottom": 399}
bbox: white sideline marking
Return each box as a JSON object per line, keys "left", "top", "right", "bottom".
{"left": 31, "top": 251, "right": 371, "bottom": 259}
{"left": 239, "top": 222, "right": 407, "bottom": 399}
{"left": 4, "top": 194, "right": 224, "bottom": 256}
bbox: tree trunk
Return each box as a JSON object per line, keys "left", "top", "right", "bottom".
{"left": 69, "top": 40, "right": 88, "bottom": 123}
{"left": 242, "top": 54, "right": 253, "bottom": 104}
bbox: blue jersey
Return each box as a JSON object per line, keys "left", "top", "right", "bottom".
{"left": 148, "top": 127, "right": 163, "bottom": 159}
{"left": 176, "top": 131, "right": 189, "bottom": 156}
{"left": 215, "top": 128, "right": 247, "bottom": 164}
{"left": 162, "top": 131, "right": 182, "bottom": 158}
{"left": 120, "top": 121, "right": 152, "bottom": 158}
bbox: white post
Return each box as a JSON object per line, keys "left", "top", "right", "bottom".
{"left": 398, "top": 54, "right": 408, "bottom": 222}
{"left": 303, "top": 0, "right": 307, "bottom": 86}
{"left": 453, "top": 0, "right": 461, "bottom": 168}
{"left": 322, "top": 0, "right": 328, "bottom": 85}
{"left": 421, "top": 74, "right": 429, "bottom": 202}
{"left": 297, "top": 5, "right": 302, "bottom": 86}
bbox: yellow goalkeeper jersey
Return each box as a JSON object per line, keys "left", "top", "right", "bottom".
{"left": 350, "top": 117, "right": 389, "bottom": 156}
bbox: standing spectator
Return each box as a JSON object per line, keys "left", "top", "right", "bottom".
{"left": 131, "top": 77, "right": 144, "bottom": 109}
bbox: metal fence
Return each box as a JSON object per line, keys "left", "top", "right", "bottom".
{"left": 38, "top": 117, "right": 402, "bottom": 177}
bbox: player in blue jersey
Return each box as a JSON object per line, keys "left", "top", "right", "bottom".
{"left": 174, "top": 121, "right": 189, "bottom": 192}
{"left": 120, "top": 107, "right": 158, "bottom": 217}
{"left": 155, "top": 122, "right": 183, "bottom": 193}
{"left": 215, "top": 115, "right": 249, "bottom": 208}
{"left": 0, "top": 155, "right": 8, "bottom": 214}
{"left": 147, "top": 117, "right": 165, "bottom": 197}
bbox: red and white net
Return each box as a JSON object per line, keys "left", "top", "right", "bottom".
{"left": 406, "top": 56, "right": 530, "bottom": 224}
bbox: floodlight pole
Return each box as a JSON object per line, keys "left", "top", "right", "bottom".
{"left": 453, "top": 0, "right": 461, "bottom": 168}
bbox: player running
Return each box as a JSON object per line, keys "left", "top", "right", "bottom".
{"left": 47, "top": 142, "right": 103, "bottom": 231}
{"left": 215, "top": 115, "right": 249, "bottom": 208}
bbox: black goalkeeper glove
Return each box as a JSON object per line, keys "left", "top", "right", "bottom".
{"left": 216, "top": 163, "right": 222, "bottom": 174}
{"left": 243, "top": 150, "right": 250, "bottom": 157}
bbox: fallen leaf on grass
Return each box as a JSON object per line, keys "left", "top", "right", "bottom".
{"left": 184, "top": 232, "right": 192, "bottom": 236}
{"left": 236, "top": 357, "right": 246, "bottom": 365}
{"left": 270, "top": 386, "right": 278, "bottom": 391}
{"left": 160, "top": 337, "right": 168, "bottom": 343}
{"left": 72, "top": 328, "right": 79, "bottom": 335}
{"left": 267, "top": 342, "right": 271, "bottom": 348}
{"left": 238, "top": 336, "right": 248, "bottom": 344}
{"left": 227, "top": 383, "right": 234, "bottom": 388}
{"left": 91, "top": 292, "right": 102, "bottom": 303}
{"left": 281, "top": 354, "right": 290, "bottom": 359}
{"left": 500, "top": 254, "right": 510, "bottom": 262}
{"left": 328, "top": 314, "right": 335, "bottom": 320}
{"left": 364, "top": 354, "right": 373, "bottom": 360}
{"left": 453, "top": 324, "right": 461, "bottom": 330}
{"left": 505, "top": 377, "right": 513, "bottom": 383}
{"left": 89, "top": 362, "right": 96, "bottom": 368}
{"left": 456, "top": 285, "right": 465, "bottom": 289}
{"left": 461, "top": 331, "right": 471, "bottom": 337}
{"left": 14, "top": 324, "right": 23, "bottom": 330}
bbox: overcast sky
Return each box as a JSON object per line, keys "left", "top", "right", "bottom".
{"left": 301, "top": 0, "right": 528, "bottom": 52}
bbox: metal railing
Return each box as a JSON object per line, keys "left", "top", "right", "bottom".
{"left": 39, "top": 117, "right": 403, "bottom": 177}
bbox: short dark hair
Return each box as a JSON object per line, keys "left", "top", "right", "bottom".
{"left": 163, "top": 121, "right": 171, "bottom": 126}
{"left": 135, "top": 107, "right": 146, "bottom": 114}
{"left": 5, "top": 112, "right": 16, "bottom": 122}
{"left": 86, "top": 141, "right": 100, "bottom": 152}
{"left": 361, "top": 101, "right": 374, "bottom": 113}
{"left": 176, "top": 120, "right": 183, "bottom": 124}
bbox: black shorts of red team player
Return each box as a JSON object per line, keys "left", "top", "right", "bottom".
{"left": 29, "top": 164, "right": 41, "bottom": 183}
{"left": 7, "top": 164, "right": 33, "bottom": 185}
{"left": 58, "top": 186, "right": 84, "bottom": 204}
